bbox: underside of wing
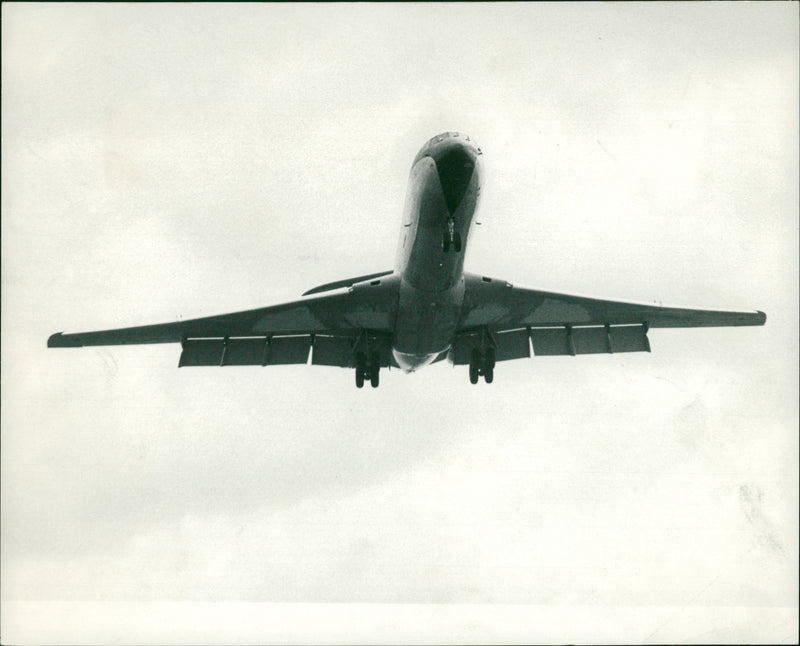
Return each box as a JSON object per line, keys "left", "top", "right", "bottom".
{"left": 450, "top": 272, "right": 765, "bottom": 363}
{"left": 48, "top": 274, "right": 400, "bottom": 368}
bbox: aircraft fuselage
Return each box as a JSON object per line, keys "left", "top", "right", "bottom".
{"left": 392, "top": 132, "right": 483, "bottom": 371}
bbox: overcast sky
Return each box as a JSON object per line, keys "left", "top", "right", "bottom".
{"left": 2, "top": 3, "right": 798, "bottom": 644}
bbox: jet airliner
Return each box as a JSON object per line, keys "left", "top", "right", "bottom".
{"left": 49, "top": 132, "right": 766, "bottom": 387}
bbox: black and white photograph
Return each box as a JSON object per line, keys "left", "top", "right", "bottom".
{"left": 2, "top": 3, "right": 797, "bottom": 644}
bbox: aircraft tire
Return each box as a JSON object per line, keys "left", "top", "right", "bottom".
{"left": 469, "top": 349, "right": 480, "bottom": 384}
{"left": 486, "top": 347, "right": 496, "bottom": 369}
{"left": 454, "top": 232, "right": 462, "bottom": 253}
{"left": 355, "top": 352, "right": 367, "bottom": 388}
{"left": 484, "top": 366, "right": 494, "bottom": 384}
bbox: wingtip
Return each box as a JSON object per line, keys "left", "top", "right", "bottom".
{"left": 756, "top": 310, "right": 767, "bottom": 325}
{"left": 48, "top": 332, "right": 82, "bottom": 348}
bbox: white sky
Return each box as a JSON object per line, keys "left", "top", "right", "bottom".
{"left": 2, "top": 2, "right": 798, "bottom": 644}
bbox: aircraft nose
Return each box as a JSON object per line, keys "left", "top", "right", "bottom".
{"left": 428, "top": 134, "right": 481, "bottom": 213}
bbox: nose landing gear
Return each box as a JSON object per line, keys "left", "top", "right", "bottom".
{"left": 442, "top": 218, "right": 462, "bottom": 253}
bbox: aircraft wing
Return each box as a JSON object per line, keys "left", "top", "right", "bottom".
{"left": 48, "top": 275, "right": 400, "bottom": 368}
{"left": 449, "top": 273, "right": 765, "bottom": 364}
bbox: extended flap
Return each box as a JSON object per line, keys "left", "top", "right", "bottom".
{"left": 530, "top": 324, "right": 650, "bottom": 356}
{"left": 450, "top": 328, "right": 531, "bottom": 365}
{"left": 179, "top": 336, "right": 312, "bottom": 367}
{"left": 311, "top": 335, "right": 355, "bottom": 368}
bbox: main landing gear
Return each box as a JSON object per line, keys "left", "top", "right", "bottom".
{"left": 468, "top": 347, "right": 495, "bottom": 384}
{"left": 442, "top": 217, "right": 462, "bottom": 253}
{"left": 355, "top": 351, "right": 380, "bottom": 388}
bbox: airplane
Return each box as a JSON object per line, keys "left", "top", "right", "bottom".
{"left": 49, "top": 131, "right": 766, "bottom": 387}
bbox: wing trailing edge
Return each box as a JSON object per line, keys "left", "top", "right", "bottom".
{"left": 449, "top": 323, "right": 653, "bottom": 364}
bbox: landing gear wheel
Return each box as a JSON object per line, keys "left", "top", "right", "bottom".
{"left": 370, "top": 352, "right": 380, "bottom": 388}
{"left": 469, "top": 349, "right": 480, "bottom": 384}
{"left": 442, "top": 231, "right": 450, "bottom": 252}
{"left": 484, "top": 347, "right": 495, "bottom": 383}
{"left": 453, "top": 232, "right": 462, "bottom": 253}
{"left": 355, "top": 352, "right": 366, "bottom": 389}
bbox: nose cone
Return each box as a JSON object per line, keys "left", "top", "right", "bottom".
{"left": 414, "top": 132, "right": 482, "bottom": 213}
{"left": 392, "top": 349, "right": 439, "bottom": 373}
